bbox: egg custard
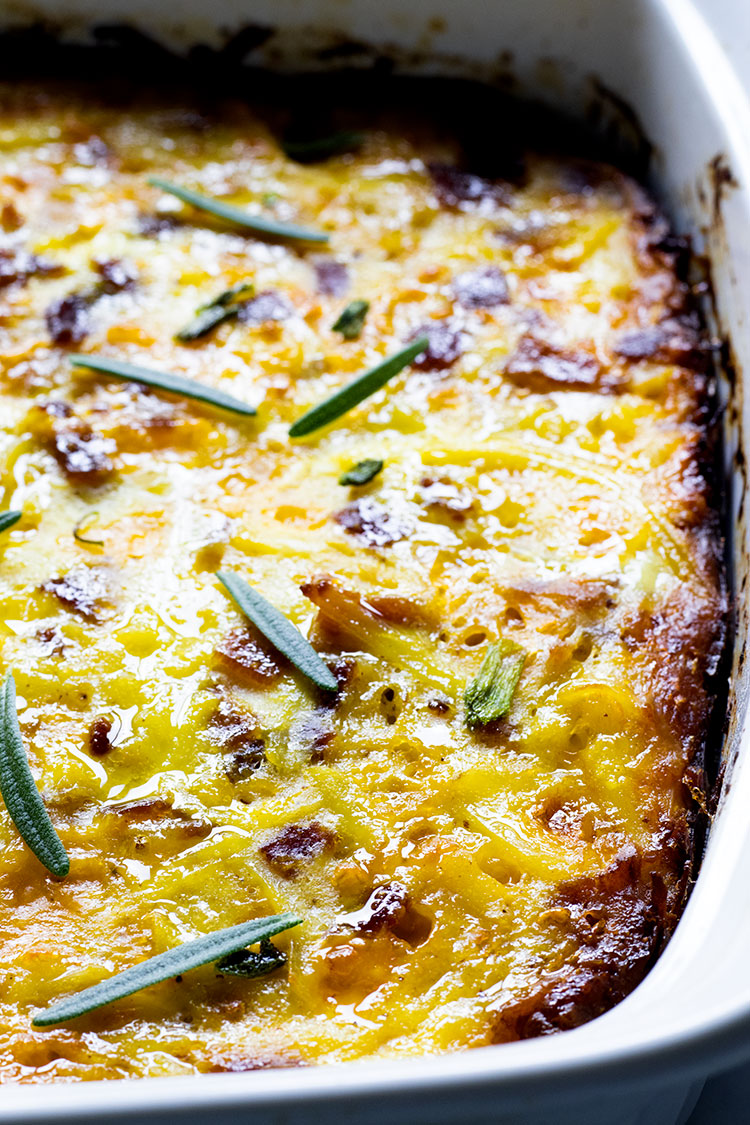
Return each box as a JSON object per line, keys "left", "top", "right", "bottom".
{"left": 0, "top": 77, "right": 725, "bottom": 1081}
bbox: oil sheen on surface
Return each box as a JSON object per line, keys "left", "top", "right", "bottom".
{"left": 0, "top": 79, "right": 724, "bottom": 1081}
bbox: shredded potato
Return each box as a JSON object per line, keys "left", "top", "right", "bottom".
{"left": 0, "top": 78, "right": 724, "bottom": 1080}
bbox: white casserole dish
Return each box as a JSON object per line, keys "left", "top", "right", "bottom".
{"left": 1, "top": 1, "right": 749, "bottom": 1122}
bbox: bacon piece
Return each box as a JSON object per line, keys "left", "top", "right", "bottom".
{"left": 410, "top": 320, "right": 466, "bottom": 372}
{"left": 42, "top": 564, "right": 111, "bottom": 622}
{"left": 89, "top": 715, "right": 113, "bottom": 757}
{"left": 94, "top": 258, "right": 137, "bottom": 293}
{"left": 215, "top": 626, "right": 283, "bottom": 687}
{"left": 107, "top": 796, "right": 211, "bottom": 839}
{"left": 73, "top": 135, "right": 111, "bottom": 166}
{"left": 334, "top": 498, "right": 412, "bottom": 547}
{"left": 237, "top": 290, "right": 294, "bottom": 324}
{"left": 0, "top": 247, "right": 63, "bottom": 289}
{"left": 225, "top": 741, "right": 267, "bottom": 782}
{"left": 52, "top": 426, "right": 115, "bottom": 482}
{"left": 260, "top": 821, "right": 337, "bottom": 877}
{"left": 452, "top": 266, "right": 509, "bottom": 309}
{"left": 427, "top": 163, "right": 507, "bottom": 210}
{"left": 505, "top": 334, "right": 601, "bottom": 392}
{"left": 338, "top": 882, "right": 433, "bottom": 946}
{"left": 313, "top": 258, "right": 349, "bottom": 297}
{"left": 45, "top": 293, "right": 90, "bottom": 345}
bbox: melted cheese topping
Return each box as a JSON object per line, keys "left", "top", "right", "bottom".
{"left": 0, "top": 82, "right": 720, "bottom": 1081}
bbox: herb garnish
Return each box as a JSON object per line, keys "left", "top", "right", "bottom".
{"left": 464, "top": 641, "right": 526, "bottom": 728}
{"left": 216, "top": 938, "right": 286, "bottom": 978}
{"left": 332, "top": 299, "right": 369, "bottom": 341}
{"left": 0, "top": 672, "right": 70, "bottom": 878}
{"left": 73, "top": 512, "right": 104, "bottom": 546}
{"left": 32, "top": 912, "right": 302, "bottom": 1027}
{"left": 339, "top": 459, "right": 383, "bottom": 486}
{"left": 175, "top": 281, "right": 254, "bottom": 343}
{"left": 70, "top": 355, "right": 256, "bottom": 417}
{"left": 283, "top": 130, "right": 363, "bottom": 164}
{"left": 289, "top": 336, "right": 428, "bottom": 438}
{"left": 217, "top": 571, "right": 338, "bottom": 694}
{"left": 148, "top": 178, "right": 329, "bottom": 244}
{"left": 0, "top": 511, "right": 21, "bottom": 534}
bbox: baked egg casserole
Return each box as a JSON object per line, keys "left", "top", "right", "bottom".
{"left": 0, "top": 75, "right": 725, "bottom": 1081}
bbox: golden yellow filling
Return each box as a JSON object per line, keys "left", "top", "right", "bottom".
{"left": 0, "top": 81, "right": 721, "bottom": 1080}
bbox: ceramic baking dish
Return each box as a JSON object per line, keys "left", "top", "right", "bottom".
{"left": 1, "top": 0, "right": 749, "bottom": 1122}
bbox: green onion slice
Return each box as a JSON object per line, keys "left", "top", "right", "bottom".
{"left": 216, "top": 938, "right": 286, "bottom": 978}
{"left": 33, "top": 912, "right": 302, "bottom": 1026}
{"left": 0, "top": 672, "right": 70, "bottom": 878}
{"left": 217, "top": 571, "right": 338, "bottom": 693}
{"left": 332, "top": 299, "right": 369, "bottom": 341}
{"left": 175, "top": 281, "right": 254, "bottom": 343}
{"left": 73, "top": 512, "right": 104, "bottom": 546}
{"left": 339, "top": 459, "right": 383, "bottom": 486}
{"left": 70, "top": 354, "right": 256, "bottom": 417}
{"left": 148, "top": 178, "right": 329, "bottom": 244}
{"left": 289, "top": 336, "right": 428, "bottom": 438}
{"left": 0, "top": 511, "right": 22, "bottom": 534}
{"left": 464, "top": 641, "right": 526, "bottom": 728}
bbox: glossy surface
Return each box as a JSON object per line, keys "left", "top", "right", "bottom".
{"left": 0, "top": 80, "right": 721, "bottom": 1081}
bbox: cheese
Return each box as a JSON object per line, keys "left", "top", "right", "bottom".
{"left": 0, "top": 80, "right": 723, "bottom": 1080}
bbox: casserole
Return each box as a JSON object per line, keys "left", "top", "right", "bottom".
{"left": 0, "top": 0, "right": 749, "bottom": 1121}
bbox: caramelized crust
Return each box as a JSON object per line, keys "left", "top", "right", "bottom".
{"left": 0, "top": 76, "right": 724, "bottom": 1081}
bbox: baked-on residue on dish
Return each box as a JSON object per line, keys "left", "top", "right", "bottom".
{"left": 0, "top": 75, "right": 725, "bottom": 1080}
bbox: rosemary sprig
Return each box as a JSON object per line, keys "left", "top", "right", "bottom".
{"left": 73, "top": 512, "right": 104, "bottom": 546}
{"left": 464, "top": 641, "right": 526, "bottom": 728}
{"left": 217, "top": 571, "right": 338, "bottom": 693}
{"left": 339, "top": 459, "right": 383, "bottom": 486}
{"left": 32, "top": 912, "right": 302, "bottom": 1027}
{"left": 70, "top": 354, "right": 256, "bottom": 417}
{"left": 148, "top": 178, "right": 329, "bottom": 244}
{"left": 332, "top": 299, "right": 369, "bottom": 341}
{"left": 283, "top": 130, "right": 363, "bottom": 163}
{"left": 289, "top": 336, "right": 428, "bottom": 438}
{"left": 0, "top": 511, "right": 21, "bottom": 534}
{"left": 175, "top": 281, "right": 254, "bottom": 343}
{"left": 0, "top": 672, "right": 70, "bottom": 878}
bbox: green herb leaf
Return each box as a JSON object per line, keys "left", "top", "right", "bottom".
{"left": 216, "top": 938, "right": 286, "bottom": 978}
{"left": 217, "top": 571, "right": 338, "bottom": 693}
{"left": 148, "top": 178, "right": 329, "bottom": 244}
{"left": 0, "top": 511, "right": 22, "bottom": 534}
{"left": 73, "top": 512, "right": 104, "bottom": 546}
{"left": 332, "top": 299, "right": 369, "bottom": 341}
{"left": 464, "top": 641, "right": 526, "bottom": 728}
{"left": 0, "top": 672, "right": 70, "bottom": 878}
{"left": 176, "top": 304, "right": 237, "bottom": 343}
{"left": 32, "top": 912, "right": 302, "bottom": 1027}
{"left": 175, "top": 282, "right": 254, "bottom": 343}
{"left": 283, "top": 130, "right": 363, "bottom": 164}
{"left": 339, "top": 459, "right": 383, "bottom": 486}
{"left": 289, "top": 336, "right": 428, "bottom": 438}
{"left": 70, "top": 354, "right": 256, "bottom": 417}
